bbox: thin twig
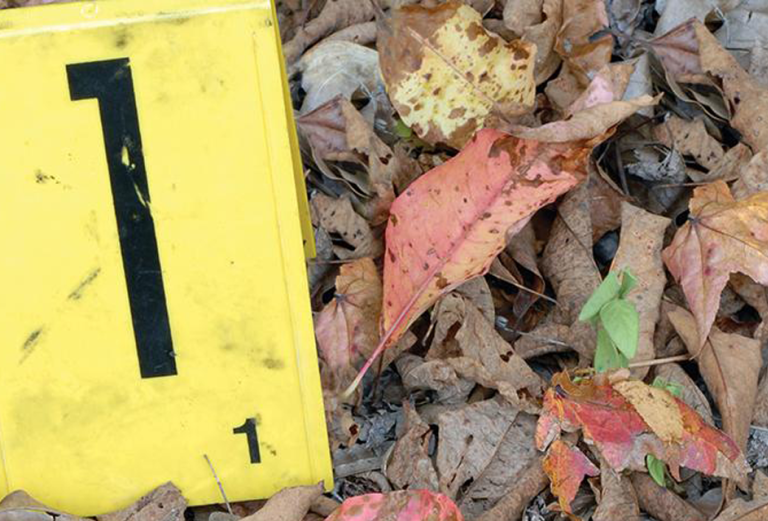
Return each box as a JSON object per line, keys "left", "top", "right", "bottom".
{"left": 628, "top": 354, "right": 691, "bottom": 369}
{"left": 204, "top": 454, "right": 233, "bottom": 515}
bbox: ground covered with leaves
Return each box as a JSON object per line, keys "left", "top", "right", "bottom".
{"left": 3, "top": 0, "right": 768, "bottom": 520}
{"left": 283, "top": 0, "right": 768, "bottom": 519}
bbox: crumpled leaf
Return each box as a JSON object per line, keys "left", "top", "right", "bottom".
{"left": 242, "top": 484, "right": 323, "bottom": 521}
{"left": 299, "top": 97, "right": 417, "bottom": 225}
{"left": 378, "top": 0, "right": 536, "bottom": 148}
{"left": 436, "top": 397, "right": 538, "bottom": 508}
{"left": 384, "top": 401, "right": 438, "bottom": 491}
{"left": 662, "top": 180, "right": 768, "bottom": 347}
{"left": 428, "top": 293, "right": 544, "bottom": 409}
{"left": 473, "top": 457, "right": 548, "bottom": 521}
{"left": 541, "top": 440, "right": 599, "bottom": 514}
{"left": 310, "top": 193, "right": 383, "bottom": 260}
{"left": 325, "top": 490, "right": 462, "bottom": 521}
{"left": 536, "top": 372, "right": 750, "bottom": 485}
{"left": 694, "top": 21, "right": 768, "bottom": 153}
{"left": 592, "top": 459, "right": 641, "bottom": 521}
{"left": 544, "top": 0, "right": 614, "bottom": 110}
{"left": 315, "top": 258, "right": 382, "bottom": 388}
{"left": 653, "top": 116, "right": 724, "bottom": 170}
{"left": 295, "top": 41, "right": 382, "bottom": 117}
{"left": 347, "top": 128, "right": 592, "bottom": 392}
{"left": 508, "top": 94, "right": 659, "bottom": 142}
{"left": 668, "top": 306, "right": 762, "bottom": 453}
{"left": 505, "top": 0, "right": 563, "bottom": 84}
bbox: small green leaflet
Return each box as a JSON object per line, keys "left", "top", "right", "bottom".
{"left": 599, "top": 299, "right": 639, "bottom": 359}
{"left": 647, "top": 454, "right": 667, "bottom": 487}
{"left": 594, "top": 328, "right": 628, "bottom": 373}
{"left": 578, "top": 271, "right": 621, "bottom": 322}
{"left": 619, "top": 270, "right": 637, "bottom": 299}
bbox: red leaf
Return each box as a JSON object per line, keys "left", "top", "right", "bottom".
{"left": 325, "top": 490, "right": 462, "bottom": 521}
{"left": 536, "top": 373, "right": 749, "bottom": 485}
{"left": 344, "top": 129, "right": 592, "bottom": 394}
{"left": 542, "top": 440, "right": 599, "bottom": 514}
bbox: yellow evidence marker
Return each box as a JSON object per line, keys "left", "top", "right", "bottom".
{"left": 0, "top": 0, "right": 331, "bottom": 515}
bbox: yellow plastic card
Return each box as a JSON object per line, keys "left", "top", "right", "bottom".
{"left": 0, "top": 0, "right": 330, "bottom": 515}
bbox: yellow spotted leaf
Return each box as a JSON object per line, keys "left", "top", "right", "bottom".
{"left": 378, "top": 0, "right": 536, "bottom": 149}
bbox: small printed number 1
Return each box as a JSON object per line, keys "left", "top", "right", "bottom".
{"left": 234, "top": 418, "right": 261, "bottom": 464}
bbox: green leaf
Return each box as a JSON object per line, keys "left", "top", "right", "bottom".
{"left": 594, "top": 328, "right": 628, "bottom": 372}
{"left": 652, "top": 377, "right": 682, "bottom": 398}
{"left": 647, "top": 455, "right": 667, "bottom": 487}
{"left": 394, "top": 119, "right": 413, "bottom": 139}
{"left": 600, "top": 299, "right": 639, "bottom": 359}
{"left": 618, "top": 269, "right": 637, "bottom": 299}
{"left": 579, "top": 271, "right": 621, "bottom": 322}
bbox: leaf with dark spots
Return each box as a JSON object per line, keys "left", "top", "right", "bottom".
{"left": 344, "top": 128, "right": 593, "bottom": 394}
{"left": 377, "top": 0, "right": 536, "bottom": 148}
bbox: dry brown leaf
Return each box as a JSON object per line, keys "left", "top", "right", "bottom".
{"left": 592, "top": 460, "right": 641, "bottom": 521}
{"left": 435, "top": 398, "right": 538, "bottom": 513}
{"left": 98, "top": 484, "right": 186, "bottom": 521}
{"left": 755, "top": 376, "right": 768, "bottom": 427}
{"left": 473, "top": 457, "right": 548, "bottom": 521}
{"left": 378, "top": 1, "right": 536, "bottom": 148}
{"left": 690, "top": 143, "right": 753, "bottom": 183}
{"left": 712, "top": 496, "right": 768, "bottom": 521}
{"left": 521, "top": 0, "right": 563, "bottom": 84}
{"left": 566, "top": 62, "right": 637, "bottom": 117}
{"left": 653, "top": 116, "right": 724, "bottom": 169}
{"left": 385, "top": 401, "right": 439, "bottom": 491}
{"left": 242, "top": 484, "right": 323, "bottom": 521}
{"left": 396, "top": 355, "right": 474, "bottom": 404}
{"left": 732, "top": 150, "right": 768, "bottom": 199}
{"left": 0, "top": 491, "right": 85, "bottom": 521}
{"left": 502, "top": 0, "right": 544, "bottom": 36}
{"left": 295, "top": 41, "right": 381, "bottom": 117}
{"left": 508, "top": 95, "right": 659, "bottom": 142}
{"left": 325, "top": 22, "right": 377, "bottom": 46}
{"left": 649, "top": 19, "right": 703, "bottom": 80}
{"left": 300, "top": 98, "right": 415, "bottom": 224}
{"left": 610, "top": 203, "right": 670, "bottom": 378}
{"left": 631, "top": 473, "right": 707, "bottom": 521}
{"left": 429, "top": 294, "right": 544, "bottom": 404}
{"left": 694, "top": 22, "right": 768, "bottom": 153}
{"left": 283, "top": 0, "right": 376, "bottom": 63}
{"left": 655, "top": 363, "right": 714, "bottom": 426}
{"left": 310, "top": 194, "right": 383, "bottom": 259}
{"left": 669, "top": 306, "right": 762, "bottom": 453}
{"left": 589, "top": 172, "right": 626, "bottom": 242}
{"left": 754, "top": 470, "right": 768, "bottom": 499}
{"left": 544, "top": 0, "right": 614, "bottom": 110}
{"left": 314, "top": 258, "right": 382, "bottom": 389}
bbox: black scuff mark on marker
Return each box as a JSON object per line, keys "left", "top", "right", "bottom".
{"left": 35, "top": 170, "right": 72, "bottom": 190}
{"left": 20, "top": 327, "right": 45, "bottom": 364}
{"left": 114, "top": 26, "right": 131, "bottom": 49}
{"left": 262, "top": 357, "right": 285, "bottom": 370}
{"left": 68, "top": 268, "right": 102, "bottom": 301}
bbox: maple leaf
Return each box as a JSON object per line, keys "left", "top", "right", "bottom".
{"left": 662, "top": 180, "right": 768, "bottom": 347}
{"left": 314, "top": 258, "right": 382, "bottom": 388}
{"left": 542, "top": 440, "right": 599, "bottom": 514}
{"left": 325, "top": 490, "right": 463, "bottom": 521}
{"left": 343, "top": 128, "right": 592, "bottom": 395}
{"left": 378, "top": 0, "right": 536, "bottom": 148}
{"left": 536, "top": 372, "right": 750, "bottom": 489}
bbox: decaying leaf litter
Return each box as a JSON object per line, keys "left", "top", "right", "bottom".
{"left": 5, "top": 0, "right": 768, "bottom": 520}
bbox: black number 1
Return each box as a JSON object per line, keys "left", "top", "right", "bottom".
{"left": 67, "top": 58, "right": 177, "bottom": 379}
{"left": 234, "top": 418, "right": 261, "bottom": 464}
